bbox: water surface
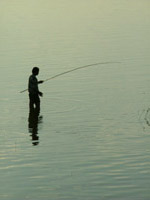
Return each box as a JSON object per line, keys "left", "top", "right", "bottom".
{"left": 0, "top": 1, "right": 150, "bottom": 199}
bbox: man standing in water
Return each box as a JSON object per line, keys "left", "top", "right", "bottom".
{"left": 28, "top": 67, "right": 43, "bottom": 114}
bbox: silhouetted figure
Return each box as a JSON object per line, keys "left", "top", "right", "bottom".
{"left": 28, "top": 108, "right": 43, "bottom": 146}
{"left": 28, "top": 67, "right": 43, "bottom": 115}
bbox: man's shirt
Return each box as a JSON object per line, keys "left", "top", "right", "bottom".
{"left": 28, "top": 74, "right": 39, "bottom": 95}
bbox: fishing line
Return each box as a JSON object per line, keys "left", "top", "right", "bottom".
{"left": 20, "top": 61, "right": 120, "bottom": 93}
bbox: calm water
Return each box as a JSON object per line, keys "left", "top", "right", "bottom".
{"left": 0, "top": 0, "right": 150, "bottom": 199}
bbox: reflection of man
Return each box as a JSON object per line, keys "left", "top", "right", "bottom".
{"left": 28, "top": 109, "right": 40, "bottom": 146}
{"left": 28, "top": 67, "right": 43, "bottom": 114}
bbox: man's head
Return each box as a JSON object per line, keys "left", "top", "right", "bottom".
{"left": 32, "top": 67, "right": 39, "bottom": 75}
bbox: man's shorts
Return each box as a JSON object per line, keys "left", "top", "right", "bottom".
{"left": 29, "top": 94, "right": 40, "bottom": 104}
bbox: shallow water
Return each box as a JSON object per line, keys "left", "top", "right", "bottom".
{"left": 0, "top": 0, "right": 150, "bottom": 199}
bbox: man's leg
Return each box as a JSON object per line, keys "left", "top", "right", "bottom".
{"left": 35, "top": 95, "right": 40, "bottom": 115}
{"left": 29, "top": 94, "right": 34, "bottom": 111}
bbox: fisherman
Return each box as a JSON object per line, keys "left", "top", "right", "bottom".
{"left": 28, "top": 67, "right": 43, "bottom": 114}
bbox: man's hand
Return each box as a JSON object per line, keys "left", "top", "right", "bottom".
{"left": 39, "top": 92, "right": 43, "bottom": 97}
{"left": 38, "top": 80, "right": 44, "bottom": 84}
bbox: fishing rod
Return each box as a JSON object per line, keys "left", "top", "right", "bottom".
{"left": 20, "top": 61, "right": 120, "bottom": 93}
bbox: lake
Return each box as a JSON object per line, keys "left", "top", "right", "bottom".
{"left": 0, "top": 0, "right": 150, "bottom": 199}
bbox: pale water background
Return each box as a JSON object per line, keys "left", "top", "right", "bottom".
{"left": 0, "top": 0, "right": 150, "bottom": 199}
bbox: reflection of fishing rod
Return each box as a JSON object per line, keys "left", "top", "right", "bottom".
{"left": 20, "top": 61, "right": 120, "bottom": 93}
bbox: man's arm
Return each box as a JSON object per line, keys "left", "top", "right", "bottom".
{"left": 38, "top": 91, "right": 43, "bottom": 97}
{"left": 38, "top": 80, "right": 44, "bottom": 84}
{"left": 38, "top": 80, "right": 43, "bottom": 97}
